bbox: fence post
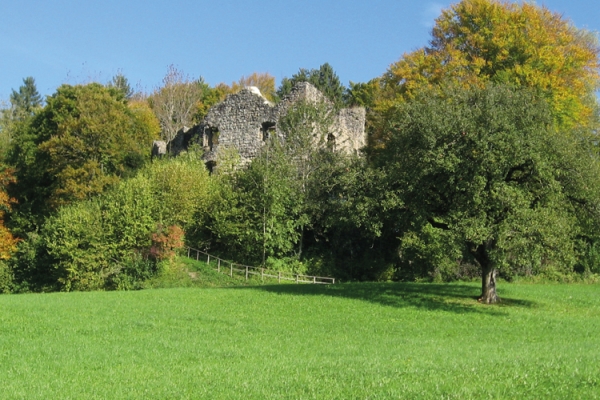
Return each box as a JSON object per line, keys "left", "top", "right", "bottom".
{"left": 332, "top": 278, "right": 335, "bottom": 284}
{"left": 218, "top": 259, "right": 221, "bottom": 273}
{"left": 207, "top": 254, "right": 210, "bottom": 265}
{"left": 278, "top": 271, "right": 281, "bottom": 283}
{"left": 196, "top": 250, "right": 199, "bottom": 261}
{"left": 187, "top": 248, "right": 190, "bottom": 258}
{"left": 230, "top": 263, "right": 233, "bottom": 277}
{"left": 313, "top": 276, "right": 316, "bottom": 284}
{"left": 245, "top": 266, "right": 248, "bottom": 281}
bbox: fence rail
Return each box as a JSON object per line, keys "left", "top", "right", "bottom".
{"left": 186, "top": 247, "right": 335, "bottom": 285}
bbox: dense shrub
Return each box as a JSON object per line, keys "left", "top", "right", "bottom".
{"left": 0, "top": 261, "right": 14, "bottom": 293}
{"left": 18, "top": 155, "right": 213, "bottom": 291}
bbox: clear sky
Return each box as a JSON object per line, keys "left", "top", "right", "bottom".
{"left": 0, "top": 1, "right": 599, "bottom": 100}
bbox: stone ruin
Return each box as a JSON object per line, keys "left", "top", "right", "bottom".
{"left": 170, "top": 82, "right": 366, "bottom": 167}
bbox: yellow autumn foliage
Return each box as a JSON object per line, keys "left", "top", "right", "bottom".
{"left": 375, "top": 0, "right": 599, "bottom": 146}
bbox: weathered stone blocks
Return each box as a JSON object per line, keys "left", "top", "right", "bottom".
{"left": 172, "top": 82, "right": 366, "bottom": 166}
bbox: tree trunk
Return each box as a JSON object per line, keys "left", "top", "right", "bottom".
{"left": 480, "top": 264, "right": 500, "bottom": 304}
{"left": 472, "top": 241, "right": 500, "bottom": 304}
{"left": 298, "top": 226, "right": 304, "bottom": 259}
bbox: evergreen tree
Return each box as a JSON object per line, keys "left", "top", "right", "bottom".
{"left": 10, "top": 77, "right": 42, "bottom": 117}
{"left": 277, "top": 64, "right": 345, "bottom": 105}
{"left": 108, "top": 73, "right": 134, "bottom": 100}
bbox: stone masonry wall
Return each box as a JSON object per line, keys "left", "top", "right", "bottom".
{"left": 173, "top": 82, "right": 366, "bottom": 165}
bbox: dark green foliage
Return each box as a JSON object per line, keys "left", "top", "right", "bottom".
{"left": 196, "top": 100, "right": 339, "bottom": 268}
{"left": 193, "top": 78, "right": 226, "bottom": 123}
{"left": 0, "top": 77, "right": 42, "bottom": 160}
{"left": 277, "top": 69, "right": 309, "bottom": 100}
{"left": 577, "top": 241, "right": 600, "bottom": 275}
{"left": 306, "top": 156, "right": 402, "bottom": 280}
{"left": 344, "top": 79, "right": 379, "bottom": 108}
{"left": 9, "top": 231, "right": 56, "bottom": 292}
{"left": 277, "top": 63, "right": 345, "bottom": 105}
{"left": 379, "top": 84, "right": 600, "bottom": 283}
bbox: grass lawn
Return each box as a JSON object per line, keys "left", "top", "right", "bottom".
{"left": 0, "top": 277, "right": 599, "bottom": 398}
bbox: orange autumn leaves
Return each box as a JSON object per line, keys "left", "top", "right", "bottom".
{"left": 0, "top": 167, "right": 18, "bottom": 259}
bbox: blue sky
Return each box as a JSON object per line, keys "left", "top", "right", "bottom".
{"left": 0, "top": 1, "right": 599, "bottom": 100}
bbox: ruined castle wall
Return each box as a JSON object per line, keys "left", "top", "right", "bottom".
{"left": 203, "top": 89, "right": 274, "bottom": 165}
{"left": 174, "top": 82, "right": 367, "bottom": 166}
{"left": 332, "top": 107, "right": 366, "bottom": 154}
{"left": 272, "top": 82, "right": 327, "bottom": 121}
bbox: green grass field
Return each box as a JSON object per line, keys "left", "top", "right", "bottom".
{"left": 1, "top": 272, "right": 599, "bottom": 398}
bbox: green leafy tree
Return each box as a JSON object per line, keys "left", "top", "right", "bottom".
{"left": 23, "top": 155, "right": 213, "bottom": 291}
{"left": 197, "top": 100, "right": 337, "bottom": 266}
{"left": 200, "top": 140, "right": 302, "bottom": 266}
{"left": 309, "top": 156, "right": 403, "bottom": 280}
{"left": 277, "top": 68, "right": 310, "bottom": 100}
{"left": 381, "top": 84, "right": 600, "bottom": 303}
{"left": 277, "top": 99, "right": 335, "bottom": 257}
{"left": 8, "top": 83, "right": 157, "bottom": 229}
{"left": 344, "top": 78, "right": 381, "bottom": 108}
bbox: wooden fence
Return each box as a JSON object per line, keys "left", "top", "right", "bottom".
{"left": 186, "top": 247, "right": 335, "bottom": 285}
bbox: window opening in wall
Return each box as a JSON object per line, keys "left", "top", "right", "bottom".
{"left": 261, "top": 122, "right": 276, "bottom": 141}
{"left": 327, "top": 133, "right": 336, "bottom": 152}
{"left": 206, "top": 161, "right": 217, "bottom": 174}
{"left": 205, "top": 127, "right": 219, "bottom": 151}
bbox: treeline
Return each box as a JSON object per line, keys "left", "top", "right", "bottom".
{"left": 1, "top": 0, "right": 600, "bottom": 301}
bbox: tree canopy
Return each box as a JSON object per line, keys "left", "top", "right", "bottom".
{"left": 8, "top": 83, "right": 158, "bottom": 227}
{"left": 374, "top": 0, "right": 600, "bottom": 149}
{"left": 381, "top": 84, "right": 600, "bottom": 302}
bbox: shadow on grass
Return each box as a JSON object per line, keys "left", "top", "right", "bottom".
{"left": 229, "top": 282, "right": 537, "bottom": 315}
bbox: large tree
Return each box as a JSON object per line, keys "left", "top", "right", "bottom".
{"left": 0, "top": 77, "right": 43, "bottom": 159}
{"left": 381, "top": 84, "right": 600, "bottom": 303}
{"left": 149, "top": 65, "right": 201, "bottom": 146}
{"left": 373, "top": 0, "right": 599, "bottom": 148}
{"left": 8, "top": 83, "right": 158, "bottom": 229}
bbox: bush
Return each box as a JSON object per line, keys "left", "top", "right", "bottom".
{"left": 34, "top": 156, "right": 214, "bottom": 291}
{"left": 577, "top": 241, "right": 600, "bottom": 275}
{"left": 265, "top": 256, "right": 307, "bottom": 275}
{"left": 0, "top": 261, "right": 14, "bottom": 293}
